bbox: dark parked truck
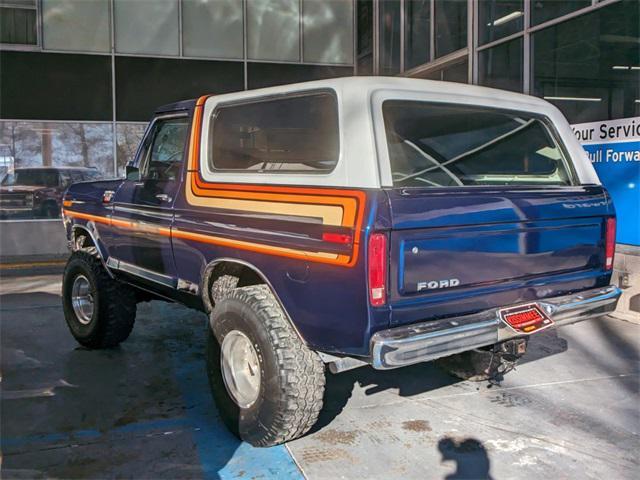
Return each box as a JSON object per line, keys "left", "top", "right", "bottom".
{"left": 60, "top": 78, "right": 621, "bottom": 446}
{"left": 0, "top": 167, "right": 101, "bottom": 218}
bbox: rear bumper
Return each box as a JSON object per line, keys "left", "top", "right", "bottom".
{"left": 370, "top": 285, "right": 621, "bottom": 370}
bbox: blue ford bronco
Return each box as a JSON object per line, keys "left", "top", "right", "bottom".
{"left": 61, "top": 78, "right": 621, "bottom": 446}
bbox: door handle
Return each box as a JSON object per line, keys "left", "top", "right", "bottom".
{"left": 155, "top": 194, "right": 172, "bottom": 203}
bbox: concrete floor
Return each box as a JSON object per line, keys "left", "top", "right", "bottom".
{"left": 1, "top": 275, "right": 638, "bottom": 479}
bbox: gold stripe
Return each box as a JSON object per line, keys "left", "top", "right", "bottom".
{"left": 64, "top": 209, "right": 346, "bottom": 264}
{"left": 185, "top": 173, "right": 344, "bottom": 225}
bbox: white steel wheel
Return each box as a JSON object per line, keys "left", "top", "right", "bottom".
{"left": 207, "top": 285, "right": 326, "bottom": 446}
{"left": 220, "top": 330, "right": 261, "bottom": 408}
{"left": 71, "top": 274, "right": 94, "bottom": 325}
{"left": 63, "top": 251, "right": 137, "bottom": 349}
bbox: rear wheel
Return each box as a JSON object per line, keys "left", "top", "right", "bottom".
{"left": 206, "top": 284, "right": 325, "bottom": 447}
{"left": 62, "top": 251, "right": 136, "bottom": 348}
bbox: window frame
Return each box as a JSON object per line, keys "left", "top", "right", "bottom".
{"left": 371, "top": 90, "right": 584, "bottom": 188}
{"left": 433, "top": 0, "right": 468, "bottom": 59}
{"left": 478, "top": 0, "right": 525, "bottom": 47}
{"left": 205, "top": 88, "right": 342, "bottom": 177}
{"left": 133, "top": 112, "right": 189, "bottom": 181}
{"left": 381, "top": 99, "right": 578, "bottom": 188}
{"left": 246, "top": 0, "right": 301, "bottom": 62}
{"left": 478, "top": 36, "right": 524, "bottom": 93}
{"left": 302, "top": 0, "right": 354, "bottom": 65}
{"left": 113, "top": 0, "right": 180, "bottom": 56}
{"left": 0, "top": 0, "right": 39, "bottom": 49}
{"left": 41, "top": 0, "right": 111, "bottom": 53}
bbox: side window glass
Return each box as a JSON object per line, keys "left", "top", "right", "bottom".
{"left": 208, "top": 92, "right": 339, "bottom": 174}
{"left": 140, "top": 117, "right": 189, "bottom": 181}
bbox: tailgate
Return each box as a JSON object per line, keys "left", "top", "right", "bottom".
{"left": 387, "top": 186, "right": 613, "bottom": 326}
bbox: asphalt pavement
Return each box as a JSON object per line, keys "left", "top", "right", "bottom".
{"left": 2, "top": 274, "right": 638, "bottom": 479}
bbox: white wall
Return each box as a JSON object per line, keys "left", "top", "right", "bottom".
{"left": 0, "top": 220, "right": 68, "bottom": 261}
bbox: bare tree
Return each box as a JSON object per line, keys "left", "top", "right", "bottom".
{"left": 116, "top": 124, "right": 146, "bottom": 174}
{"left": 0, "top": 122, "right": 42, "bottom": 168}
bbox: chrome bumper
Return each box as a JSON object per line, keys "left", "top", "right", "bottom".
{"left": 371, "top": 285, "right": 621, "bottom": 370}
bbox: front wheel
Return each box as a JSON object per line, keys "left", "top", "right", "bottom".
{"left": 206, "top": 284, "right": 325, "bottom": 447}
{"left": 62, "top": 251, "right": 137, "bottom": 348}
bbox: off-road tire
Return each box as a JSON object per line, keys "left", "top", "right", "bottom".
{"left": 206, "top": 284, "right": 325, "bottom": 447}
{"left": 210, "top": 274, "right": 240, "bottom": 305}
{"left": 62, "top": 251, "right": 136, "bottom": 348}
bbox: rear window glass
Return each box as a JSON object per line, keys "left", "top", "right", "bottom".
{"left": 382, "top": 100, "right": 574, "bottom": 187}
{"left": 209, "top": 92, "right": 339, "bottom": 174}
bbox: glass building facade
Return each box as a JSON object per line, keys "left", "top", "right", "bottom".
{"left": 1, "top": 0, "right": 638, "bottom": 221}
{"left": 0, "top": 0, "right": 355, "bottom": 216}
{"left": 356, "top": 0, "right": 638, "bottom": 251}
{"left": 358, "top": 0, "right": 639, "bottom": 124}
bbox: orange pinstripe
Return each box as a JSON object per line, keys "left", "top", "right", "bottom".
{"left": 62, "top": 209, "right": 349, "bottom": 265}
{"left": 63, "top": 94, "right": 367, "bottom": 268}
{"left": 64, "top": 210, "right": 111, "bottom": 225}
{"left": 184, "top": 95, "right": 367, "bottom": 267}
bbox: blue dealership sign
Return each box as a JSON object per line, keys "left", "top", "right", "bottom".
{"left": 572, "top": 117, "right": 640, "bottom": 246}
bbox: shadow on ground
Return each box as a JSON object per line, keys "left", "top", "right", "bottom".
{"left": 1, "top": 293, "right": 298, "bottom": 479}
{"left": 3, "top": 285, "right": 598, "bottom": 479}
{"left": 438, "top": 437, "right": 493, "bottom": 480}
{"left": 312, "top": 327, "right": 570, "bottom": 435}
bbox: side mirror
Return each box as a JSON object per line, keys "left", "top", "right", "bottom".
{"left": 125, "top": 165, "right": 140, "bottom": 181}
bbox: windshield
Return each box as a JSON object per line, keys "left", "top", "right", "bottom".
{"left": 382, "top": 101, "right": 574, "bottom": 187}
{"left": 2, "top": 170, "right": 59, "bottom": 187}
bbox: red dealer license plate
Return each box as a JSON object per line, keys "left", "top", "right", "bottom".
{"left": 499, "top": 303, "right": 554, "bottom": 334}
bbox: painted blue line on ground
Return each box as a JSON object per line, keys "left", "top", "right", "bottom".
{"left": 166, "top": 337, "right": 304, "bottom": 480}
{"left": 1, "top": 417, "right": 192, "bottom": 449}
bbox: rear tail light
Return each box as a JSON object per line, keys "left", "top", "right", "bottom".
{"left": 368, "top": 233, "right": 387, "bottom": 306}
{"left": 605, "top": 217, "right": 616, "bottom": 270}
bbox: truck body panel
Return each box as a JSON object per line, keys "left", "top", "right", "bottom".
{"left": 386, "top": 185, "right": 613, "bottom": 327}
{"left": 61, "top": 77, "right": 618, "bottom": 359}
